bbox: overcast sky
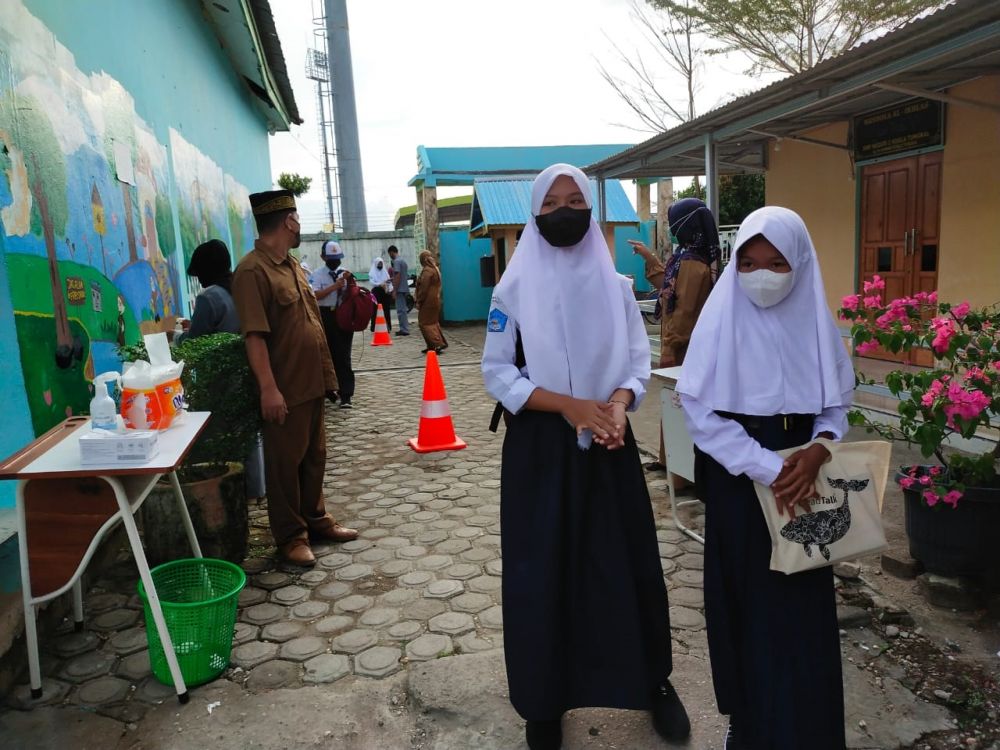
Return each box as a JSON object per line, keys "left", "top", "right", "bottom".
{"left": 269, "top": 0, "right": 771, "bottom": 232}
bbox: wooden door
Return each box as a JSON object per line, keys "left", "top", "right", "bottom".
{"left": 858, "top": 152, "right": 942, "bottom": 364}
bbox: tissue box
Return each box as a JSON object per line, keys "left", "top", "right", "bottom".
{"left": 79, "top": 428, "right": 159, "bottom": 465}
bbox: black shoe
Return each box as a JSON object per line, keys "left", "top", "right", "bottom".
{"left": 398, "top": 331, "right": 410, "bottom": 336}
{"left": 651, "top": 681, "right": 690, "bottom": 742}
{"left": 525, "top": 719, "right": 562, "bottom": 750}
{"left": 644, "top": 461, "right": 666, "bottom": 472}
{"left": 434, "top": 347, "right": 444, "bottom": 355}
{"left": 339, "top": 401, "right": 352, "bottom": 410}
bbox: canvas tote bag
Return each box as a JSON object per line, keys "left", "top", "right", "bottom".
{"left": 753, "top": 439, "right": 892, "bottom": 574}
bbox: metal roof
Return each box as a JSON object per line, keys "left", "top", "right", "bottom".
{"left": 586, "top": 0, "right": 1000, "bottom": 179}
{"left": 201, "top": 0, "right": 302, "bottom": 130}
{"left": 469, "top": 178, "right": 638, "bottom": 234}
{"left": 409, "top": 144, "right": 634, "bottom": 187}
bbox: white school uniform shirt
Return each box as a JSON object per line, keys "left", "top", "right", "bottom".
{"left": 309, "top": 266, "right": 348, "bottom": 308}
{"left": 678, "top": 206, "right": 854, "bottom": 486}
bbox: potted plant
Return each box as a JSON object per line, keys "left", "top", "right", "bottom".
{"left": 839, "top": 277, "right": 1000, "bottom": 587}
{"left": 119, "top": 333, "right": 260, "bottom": 565}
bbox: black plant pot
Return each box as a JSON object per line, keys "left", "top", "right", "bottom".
{"left": 901, "top": 474, "right": 1000, "bottom": 588}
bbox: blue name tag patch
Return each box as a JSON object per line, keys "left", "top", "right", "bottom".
{"left": 487, "top": 308, "right": 508, "bottom": 333}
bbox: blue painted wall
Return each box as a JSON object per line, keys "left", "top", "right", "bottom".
{"left": 614, "top": 220, "right": 658, "bottom": 293}
{"left": 440, "top": 229, "right": 493, "bottom": 322}
{"left": 0, "top": 0, "right": 271, "bottom": 515}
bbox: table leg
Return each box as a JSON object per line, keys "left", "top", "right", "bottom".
{"left": 661, "top": 407, "right": 705, "bottom": 545}
{"left": 167, "top": 471, "right": 202, "bottom": 558}
{"left": 72, "top": 579, "right": 84, "bottom": 632}
{"left": 16, "top": 481, "right": 43, "bottom": 698}
{"left": 105, "top": 477, "right": 189, "bottom": 704}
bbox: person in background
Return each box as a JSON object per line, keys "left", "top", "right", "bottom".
{"left": 482, "top": 164, "right": 689, "bottom": 750}
{"left": 310, "top": 241, "right": 355, "bottom": 410}
{"left": 387, "top": 244, "right": 410, "bottom": 336}
{"left": 367, "top": 256, "right": 392, "bottom": 332}
{"left": 232, "top": 190, "right": 357, "bottom": 567}
{"left": 628, "top": 197, "right": 719, "bottom": 473}
{"left": 178, "top": 238, "right": 265, "bottom": 502}
{"left": 415, "top": 250, "right": 447, "bottom": 355}
{"left": 679, "top": 206, "right": 853, "bottom": 749}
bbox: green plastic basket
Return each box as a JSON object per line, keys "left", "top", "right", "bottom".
{"left": 137, "top": 557, "right": 246, "bottom": 688}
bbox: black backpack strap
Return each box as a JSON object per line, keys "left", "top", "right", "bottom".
{"left": 489, "top": 329, "right": 524, "bottom": 433}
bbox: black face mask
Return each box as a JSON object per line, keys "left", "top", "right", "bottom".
{"left": 534, "top": 207, "right": 592, "bottom": 247}
{"left": 325, "top": 258, "right": 341, "bottom": 271}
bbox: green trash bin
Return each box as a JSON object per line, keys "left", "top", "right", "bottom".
{"left": 138, "top": 557, "right": 246, "bottom": 688}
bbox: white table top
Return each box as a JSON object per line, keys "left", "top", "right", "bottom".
{"left": 8, "top": 412, "right": 211, "bottom": 479}
{"left": 651, "top": 366, "right": 684, "bottom": 386}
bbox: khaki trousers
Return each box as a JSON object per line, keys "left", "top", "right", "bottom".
{"left": 261, "top": 396, "right": 333, "bottom": 546}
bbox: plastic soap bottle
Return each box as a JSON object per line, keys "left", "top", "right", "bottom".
{"left": 90, "top": 372, "right": 122, "bottom": 431}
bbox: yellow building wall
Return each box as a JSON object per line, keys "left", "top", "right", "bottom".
{"left": 764, "top": 77, "right": 1000, "bottom": 312}
{"left": 937, "top": 76, "right": 1000, "bottom": 308}
{"left": 764, "top": 122, "right": 856, "bottom": 315}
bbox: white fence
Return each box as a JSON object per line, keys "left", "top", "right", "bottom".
{"left": 297, "top": 230, "right": 418, "bottom": 279}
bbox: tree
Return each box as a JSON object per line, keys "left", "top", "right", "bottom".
{"left": 650, "top": 0, "right": 941, "bottom": 76}
{"left": 277, "top": 172, "right": 312, "bottom": 197}
{"left": 674, "top": 173, "right": 764, "bottom": 225}
{"left": 598, "top": 0, "right": 703, "bottom": 133}
{"left": 0, "top": 92, "right": 73, "bottom": 366}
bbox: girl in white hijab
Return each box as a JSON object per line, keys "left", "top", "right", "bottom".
{"left": 367, "top": 256, "right": 392, "bottom": 332}
{"left": 679, "top": 206, "right": 854, "bottom": 749}
{"left": 482, "top": 164, "right": 690, "bottom": 750}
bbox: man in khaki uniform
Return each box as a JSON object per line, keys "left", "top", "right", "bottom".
{"left": 232, "top": 189, "right": 357, "bottom": 566}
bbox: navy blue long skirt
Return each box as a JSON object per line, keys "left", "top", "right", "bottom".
{"left": 500, "top": 409, "right": 673, "bottom": 721}
{"left": 700, "top": 414, "right": 846, "bottom": 749}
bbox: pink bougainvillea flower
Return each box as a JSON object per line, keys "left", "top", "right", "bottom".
{"left": 922, "top": 489, "right": 939, "bottom": 506}
{"left": 928, "top": 291, "right": 938, "bottom": 304}
{"left": 928, "top": 466, "right": 942, "bottom": 476}
{"left": 930, "top": 317, "right": 957, "bottom": 354}
{"left": 863, "top": 295, "right": 882, "bottom": 308}
{"left": 841, "top": 294, "right": 860, "bottom": 311}
{"left": 952, "top": 301, "right": 971, "bottom": 320}
{"left": 863, "top": 275, "right": 886, "bottom": 294}
{"left": 918, "top": 475, "right": 932, "bottom": 486}
{"left": 856, "top": 340, "right": 880, "bottom": 355}
{"left": 898, "top": 477, "right": 916, "bottom": 489}
{"left": 942, "top": 490, "right": 963, "bottom": 508}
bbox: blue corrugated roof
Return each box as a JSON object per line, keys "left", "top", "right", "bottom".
{"left": 470, "top": 178, "right": 638, "bottom": 233}
{"left": 409, "top": 144, "right": 633, "bottom": 187}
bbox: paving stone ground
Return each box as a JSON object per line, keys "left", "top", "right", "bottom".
{"left": 1, "top": 326, "right": 996, "bottom": 749}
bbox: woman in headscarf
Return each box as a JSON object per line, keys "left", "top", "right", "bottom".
{"left": 482, "top": 164, "right": 689, "bottom": 750}
{"left": 177, "top": 238, "right": 239, "bottom": 342}
{"left": 679, "top": 207, "right": 854, "bottom": 749}
{"left": 178, "top": 238, "right": 266, "bottom": 502}
{"left": 415, "top": 250, "right": 447, "bottom": 354}
{"left": 367, "top": 256, "right": 392, "bottom": 332}
{"left": 629, "top": 197, "right": 720, "bottom": 472}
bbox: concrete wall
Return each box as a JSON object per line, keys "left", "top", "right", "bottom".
{"left": 0, "top": 0, "right": 274, "bottom": 515}
{"left": 298, "top": 230, "right": 418, "bottom": 280}
{"left": 765, "top": 121, "right": 856, "bottom": 315}
{"left": 937, "top": 76, "right": 1000, "bottom": 308}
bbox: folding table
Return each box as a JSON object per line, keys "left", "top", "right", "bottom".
{"left": 0, "top": 412, "right": 211, "bottom": 703}
{"left": 652, "top": 367, "right": 704, "bottom": 544}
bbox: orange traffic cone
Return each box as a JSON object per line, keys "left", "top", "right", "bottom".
{"left": 408, "top": 351, "right": 467, "bottom": 453}
{"left": 371, "top": 304, "right": 392, "bottom": 346}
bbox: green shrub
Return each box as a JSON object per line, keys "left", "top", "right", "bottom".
{"left": 119, "top": 333, "right": 260, "bottom": 469}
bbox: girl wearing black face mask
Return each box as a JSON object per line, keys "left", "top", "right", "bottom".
{"left": 482, "top": 164, "right": 690, "bottom": 750}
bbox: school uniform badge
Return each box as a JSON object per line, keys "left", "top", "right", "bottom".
{"left": 487, "top": 308, "right": 508, "bottom": 333}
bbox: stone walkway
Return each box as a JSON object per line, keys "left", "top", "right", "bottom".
{"left": 1, "top": 327, "right": 996, "bottom": 749}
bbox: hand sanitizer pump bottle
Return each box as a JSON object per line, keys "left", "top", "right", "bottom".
{"left": 90, "top": 372, "right": 122, "bottom": 431}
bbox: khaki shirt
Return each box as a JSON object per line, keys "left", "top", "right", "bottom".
{"left": 659, "top": 259, "right": 713, "bottom": 367}
{"left": 232, "top": 240, "right": 337, "bottom": 407}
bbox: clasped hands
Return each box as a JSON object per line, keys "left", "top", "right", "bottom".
{"left": 562, "top": 398, "right": 628, "bottom": 450}
{"left": 770, "top": 443, "right": 830, "bottom": 518}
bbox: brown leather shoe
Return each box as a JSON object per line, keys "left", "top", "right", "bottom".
{"left": 278, "top": 539, "right": 316, "bottom": 567}
{"left": 310, "top": 522, "right": 359, "bottom": 543}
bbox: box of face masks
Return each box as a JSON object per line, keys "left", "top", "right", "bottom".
{"left": 79, "top": 427, "right": 159, "bottom": 465}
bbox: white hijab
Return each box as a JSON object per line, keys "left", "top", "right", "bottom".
{"left": 369, "top": 257, "right": 390, "bottom": 285}
{"left": 494, "top": 163, "right": 633, "bottom": 448}
{"left": 677, "top": 206, "right": 854, "bottom": 415}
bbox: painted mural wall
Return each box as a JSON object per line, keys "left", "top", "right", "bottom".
{"left": 0, "top": 0, "right": 270, "bottom": 509}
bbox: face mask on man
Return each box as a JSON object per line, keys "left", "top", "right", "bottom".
{"left": 535, "top": 207, "right": 592, "bottom": 247}
{"left": 325, "top": 258, "right": 341, "bottom": 271}
{"left": 737, "top": 269, "right": 795, "bottom": 308}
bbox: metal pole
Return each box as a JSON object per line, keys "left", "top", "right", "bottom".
{"left": 325, "top": 0, "right": 368, "bottom": 232}
{"left": 704, "top": 134, "right": 720, "bottom": 219}
{"left": 316, "top": 79, "right": 335, "bottom": 228}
